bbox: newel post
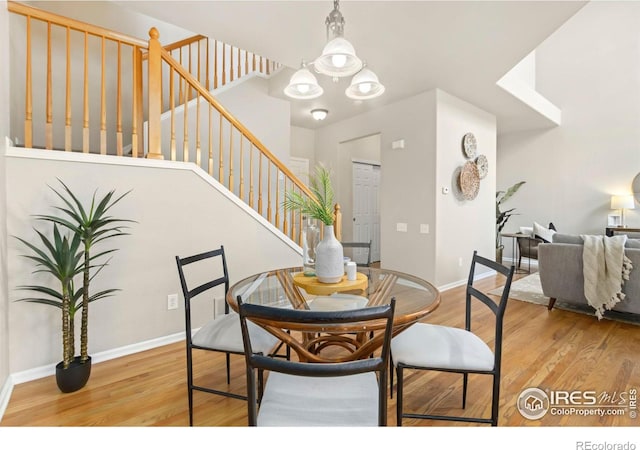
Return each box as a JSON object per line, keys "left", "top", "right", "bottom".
{"left": 333, "top": 203, "right": 342, "bottom": 241}
{"left": 146, "top": 27, "right": 164, "bottom": 160}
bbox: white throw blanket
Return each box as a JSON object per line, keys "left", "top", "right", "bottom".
{"left": 580, "top": 234, "right": 633, "bottom": 319}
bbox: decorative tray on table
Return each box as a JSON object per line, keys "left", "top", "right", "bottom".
{"left": 292, "top": 272, "right": 368, "bottom": 296}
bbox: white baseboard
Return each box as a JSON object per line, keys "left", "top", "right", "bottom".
{"left": 437, "top": 268, "right": 497, "bottom": 292}
{"left": 0, "top": 376, "right": 13, "bottom": 423}
{"left": 9, "top": 331, "right": 186, "bottom": 386}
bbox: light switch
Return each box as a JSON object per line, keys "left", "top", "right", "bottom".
{"left": 420, "top": 224, "right": 429, "bottom": 234}
{"left": 391, "top": 139, "right": 405, "bottom": 150}
{"left": 396, "top": 223, "right": 408, "bottom": 232}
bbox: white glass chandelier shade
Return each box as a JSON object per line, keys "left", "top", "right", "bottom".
{"left": 311, "top": 109, "right": 328, "bottom": 121}
{"left": 314, "top": 37, "right": 363, "bottom": 78}
{"left": 283, "top": 67, "right": 324, "bottom": 99}
{"left": 345, "top": 67, "right": 385, "bottom": 100}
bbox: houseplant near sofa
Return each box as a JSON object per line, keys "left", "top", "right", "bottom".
{"left": 15, "top": 180, "right": 132, "bottom": 392}
{"left": 284, "top": 164, "right": 344, "bottom": 283}
{"left": 496, "top": 181, "right": 526, "bottom": 263}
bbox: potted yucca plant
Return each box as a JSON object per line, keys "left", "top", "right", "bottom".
{"left": 15, "top": 180, "right": 132, "bottom": 392}
{"left": 284, "top": 164, "right": 343, "bottom": 283}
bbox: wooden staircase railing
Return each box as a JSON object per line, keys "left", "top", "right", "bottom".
{"left": 150, "top": 27, "right": 314, "bottom": 243}
{"left": 7, "top": 1, "right": 342, "bottom": 244}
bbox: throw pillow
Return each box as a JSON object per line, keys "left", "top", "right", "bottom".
{"left": 534, "top": 221, "right": 556, "bottom": 243}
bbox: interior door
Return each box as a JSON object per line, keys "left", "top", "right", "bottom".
{"left": 352, "top": 162, "right": 381, "bottom": 263}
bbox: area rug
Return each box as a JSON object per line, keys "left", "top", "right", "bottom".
{"left": 488, "top": 272, "right": 640, "bottom": 326}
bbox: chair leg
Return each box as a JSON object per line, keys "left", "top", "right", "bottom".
{"left": 518, "top": 254, "right": 522, "bottom": 269}
{"left": 226, "top": 352, "right": 231, "bottom": 384}
{"left": 491, "top": 374, "right": 500, "bottom": 426}
{"left": 389, "top": 356, "right": 394, "bottom": 399}
{"left": 187, "top": 346, "right": 194, "bottom": 426}
{"left": 462, "top": 373, "right": 468, "bottom": 409}
{"left": 379, "top": 371, "right": 388, "bottom": 426}
{"left": 548, "top": 297, "right": 557, "bottom": 311}
{"left": 396, "top": 365, "right": 404, "bottom": 426}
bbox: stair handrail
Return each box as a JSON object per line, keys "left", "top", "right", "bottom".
{"left": 150, "top": 29, "right": 314, "bottom": 201}
{"left": 8, "top": 1, "right": 148, "bottom": 48}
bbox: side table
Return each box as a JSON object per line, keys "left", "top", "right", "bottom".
{"left": 500, "top": 232, "right": 530, "bottom": 274}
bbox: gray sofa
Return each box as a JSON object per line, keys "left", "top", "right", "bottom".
{"left": 538, "top": 233, "right": 640, "bottom": 315}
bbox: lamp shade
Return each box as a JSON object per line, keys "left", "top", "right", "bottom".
{"left": 345, "top": 67, "right": 386, "bottom": 100}
{"left": 611, "top": 195, "right": 635, "bottom": 210}
{"left": 284, "top": 67, "right": 323, "bottom": 99}
{"left": 314, "top": 37, "right": 363, "bottom": 78}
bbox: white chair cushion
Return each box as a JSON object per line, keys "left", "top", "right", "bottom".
{"left": 257, "top": 372, "right": 379, "bottom": 426}
{"left": 192, "top": 312, "right": 279, "bottom": 355}
{"left": 391, "top": 323, "right": 494, "bottom": 372}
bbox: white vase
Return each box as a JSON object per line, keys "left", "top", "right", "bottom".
{"left": 315, "top": 225, "right": 344, "bottom": 283}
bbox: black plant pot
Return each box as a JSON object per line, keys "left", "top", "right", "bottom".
{"left": 56, "top": 356, "right": 92, "bottom": 393}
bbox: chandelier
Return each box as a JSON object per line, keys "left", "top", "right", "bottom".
{"left": 283, "top": 0, "right": 385, "bottom": 101}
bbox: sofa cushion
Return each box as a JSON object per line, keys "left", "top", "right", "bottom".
{"left": 534, "top": 222, "right": 556, "bottom": 243}
{"left": 626, "top": 239, "right": 640, "bottom": 249}
{"left": 552, "top": 233, "right": 584, "bottom": 245}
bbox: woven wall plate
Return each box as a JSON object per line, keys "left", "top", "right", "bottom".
{"left": 476, "top": 154, "right": 488, "bottom": 179}
{"left": 462, "top": 132, "right": 477, "bottom": 159}
{"left": 459, "top": 161, "right": 480, "bottom": 200}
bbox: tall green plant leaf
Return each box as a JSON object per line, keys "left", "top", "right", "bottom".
{"left": 34, "top": 180, "right": 134, "bottom": 362}
{"left": 283, "top": 164, "right": 335, "bottom": 226}
{"left": 15, "top": 224, "right": 84, "bottom": 368}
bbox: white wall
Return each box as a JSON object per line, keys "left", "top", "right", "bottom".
{"left": 290, "top": 126, "right": 315, "bottom": 169}
{"left": 314, "top": 89, "right": 494, "bottom": 287}
{"left": 314, "top": 91, "right": 437, "bottom": 282}
{"left": 435, "top": 90, "right": 497, "bottom": 286}
{"left": 497, "top": 1, "right": 640, "bottom": 241}
{"left": 215, "top": 76, "right": 291, "bottom": 165}
{"left": 5, "top": 151, "right": 301, "bottom": 374}
{"left": 0, "top": 0, "right": 12, "bottom": 413}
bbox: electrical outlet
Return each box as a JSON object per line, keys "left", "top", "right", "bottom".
{"left": 458, "top": 257, "right": 463, "bottom": 267}
{"left": 167, "top": 294, "right": 179, "bottom": 310}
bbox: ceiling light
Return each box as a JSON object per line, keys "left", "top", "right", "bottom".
{"left": 311, "top": 109, "right": 328, "bottom": 121}
{"left": 283, "top": 64, "right": 323, "bottom": 100}
{"left": 314, "top": 37, "right": 362, "bottom": 78}
{"left": 284, "top": 0, "right": 383, "bottom": 101}
{"left": 345, "top": 66, "right": 385, "bottom": 100}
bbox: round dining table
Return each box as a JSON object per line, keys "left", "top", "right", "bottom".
{"left": 226, "top": 266, "right": 440, "bottom": 362}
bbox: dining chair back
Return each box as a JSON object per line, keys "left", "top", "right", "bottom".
{"left": 175, "top": 246, "right": 279, "bottom": 426}
{"left": 237, "top": 296, "right": 396, "bottom": 426}
{"left": 390, "top": 251, "right": 515, "bottom": 426}
{"left": 341, "top": 240, "right": 372, "bottom": 267}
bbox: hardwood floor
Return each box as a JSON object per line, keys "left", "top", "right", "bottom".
{"left": 2, "top": 271, "right": 639, "bottom": 430}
